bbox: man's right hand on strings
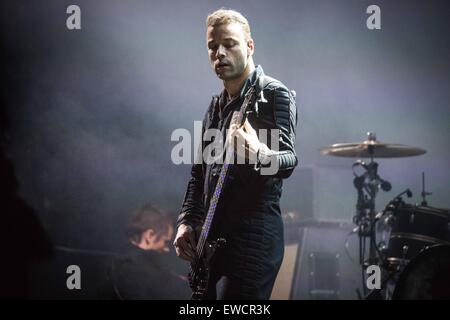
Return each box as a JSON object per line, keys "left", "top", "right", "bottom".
{"left": 173, "top": 224, "right": 197, "bottom": 262}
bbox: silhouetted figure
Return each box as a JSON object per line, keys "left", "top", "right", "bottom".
{"left": 0, "top": 99, "right": 53, "bottom": 299}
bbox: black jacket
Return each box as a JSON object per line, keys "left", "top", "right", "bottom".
{"left": 110, "top": 244, "right": 191, "bottom": 300}
{"left": 177, "top": 65, "right": 298, "bottom": 231}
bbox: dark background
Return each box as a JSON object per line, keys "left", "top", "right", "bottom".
{"left": 1, "top": 0, "right": 449, "bottom": 299}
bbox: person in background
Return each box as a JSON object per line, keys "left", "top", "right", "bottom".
{"left": 110, "top": 203, "right": 190, "bottom": 299}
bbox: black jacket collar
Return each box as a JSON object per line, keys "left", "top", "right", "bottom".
{"left": 218, "top": 65, "right": 264, "bottom": 116}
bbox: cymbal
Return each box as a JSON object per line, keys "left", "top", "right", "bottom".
{"left": 320, "top": 139, "right": 427, "bottom": 158}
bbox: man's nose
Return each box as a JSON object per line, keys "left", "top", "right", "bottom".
{"left": 215, "top": 45, "right": 226, "bottom": 59}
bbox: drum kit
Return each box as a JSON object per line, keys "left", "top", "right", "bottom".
{"left": 320, "top": 132, "right": 450, "bottom": 300}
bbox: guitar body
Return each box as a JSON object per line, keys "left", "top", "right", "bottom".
{"left": 189, "top": 238, "right": 226, "bottom": 300}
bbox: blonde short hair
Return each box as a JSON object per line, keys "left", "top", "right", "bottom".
{"left": 206, "top": 8, "right": 252, "bottom": 40}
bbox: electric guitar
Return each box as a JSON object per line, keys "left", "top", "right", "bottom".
{"left": 188, "top": 83, "right": 259, "bottom": 300}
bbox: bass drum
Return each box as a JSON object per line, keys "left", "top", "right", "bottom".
{"left": 392, "top": 244, "right": 450, "bottom": 299}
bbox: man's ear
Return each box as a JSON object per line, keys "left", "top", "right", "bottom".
{"left": 247, "top": 38, "right": 254, "bottom": 57}
{"left": 143, "top": 229, "right": 156, "bottom": 245}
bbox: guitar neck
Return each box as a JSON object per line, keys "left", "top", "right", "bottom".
{"left": 196, "top": 162, "right": 231, "bottom": 255}
{"left": 195, "top": 85, "right": 256, "bottom": 257}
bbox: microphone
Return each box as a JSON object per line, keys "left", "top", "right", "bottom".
{"left": 394, "top": 189, "right": 413, "bottom": 200}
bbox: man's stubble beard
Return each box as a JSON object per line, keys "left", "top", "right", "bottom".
{"left": 216, "top": 60, "right": 247, "bottom": 81}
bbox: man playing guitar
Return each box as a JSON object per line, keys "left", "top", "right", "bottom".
{"left": 173, "top": 8, "right": 298, "bottom": 300}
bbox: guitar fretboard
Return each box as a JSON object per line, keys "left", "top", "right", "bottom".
{"left": 194, "top": 85, "right": 256, "bottom": 261}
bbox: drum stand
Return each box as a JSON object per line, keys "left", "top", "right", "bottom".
{"left": 319, "top": 131, "right": 428, "bottom": 299}
{"left": 352, "top": 133, "right": 391, "bottom": 299}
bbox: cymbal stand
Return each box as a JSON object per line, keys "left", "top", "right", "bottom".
{"left": 352, "top": 133, "right": 391, "bottom": 298}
